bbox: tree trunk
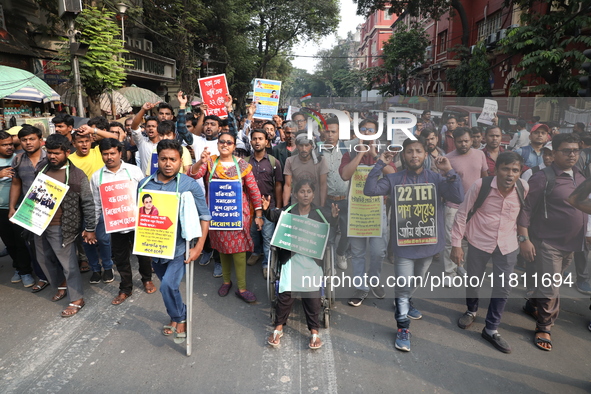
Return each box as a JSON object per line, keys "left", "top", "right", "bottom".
{"left": 87, "top": 94, "right": 102, "bottom": 118}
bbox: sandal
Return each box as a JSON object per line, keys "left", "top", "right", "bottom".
{"left": 79, "top": 262, "right": 90, "bottom": 273}
{"left": 61, "top": 300, "right": 85, "bottom": 318}
{"left": 534, "top": 329, "right": 552, "bottom": 351}
{"left": 174, "top": 321, "right": 187, "bottom": 344}
{"left": 267, "top": 330, "right": 283, "bottom": 347}
{"left": 162, "top": 322, "right": 177, "bottom": 336}
{"left": 51, "top": 287, "right": 67, "bottom": 302}
{"left": 31, "top": 280, "right": 49, "bottom": 293}
{"left": 522, "top": 301, "right": 538, "bottom": 320}
{"left": 309, "top": 333, "right": 323, "bottom": 349}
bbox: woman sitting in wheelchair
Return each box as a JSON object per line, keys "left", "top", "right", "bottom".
{"left": 262, "top": 178, "right": 339, "bottom": 349}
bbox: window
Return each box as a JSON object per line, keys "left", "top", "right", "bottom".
{"left": 384, "top": 8, "right": 391, "bottom": 20}
{"left": 438, "top": 30, "right": 447, "bottom": 53}
{"left": 477, "top": 12, "right": 502, "bottom": 42}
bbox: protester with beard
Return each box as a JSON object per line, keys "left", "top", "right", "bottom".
{"left": 272, "top": 121, "right": 297, "bottom": 170}
{"left": 31, "top": 134, "right": 97, "bottom": 317}
{"left": 417, "top": 128, "right": 445, "bottom": 172}
{"left": 482, "top": 126, "right": 504, "bottom": 176}
{"left": 364, "top": 137, "right": 463, "bottom": 352}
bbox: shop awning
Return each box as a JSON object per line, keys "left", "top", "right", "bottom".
{"left": 0, "top": 65, "right": 60, "bottom": 103}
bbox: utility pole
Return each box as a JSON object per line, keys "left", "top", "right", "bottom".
{"left": 67, "top": 17, "right": 86, "bottom": 118}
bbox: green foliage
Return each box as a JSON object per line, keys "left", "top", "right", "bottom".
{"left": 501, "top": 0, "right": 591, "bottom": 96}
{"left": 58, "top": 7, "right": 131, "bottom": 97}
{"left": 446, "top": 43, "right": 492, "bottom": 98}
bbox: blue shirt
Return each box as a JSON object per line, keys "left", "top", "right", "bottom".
{"left": 0, "top": 154, "right": 15, "bottom": 209}
{"left": 515, "top": 145, "right": 543, "bottom": 168}
{"left": 364, "top": 162, "right": 464, "bottom": 259}
{"left": 139, "top": 171, "right": 211, "bottom": 259}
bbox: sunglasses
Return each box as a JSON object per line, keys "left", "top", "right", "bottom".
{"left": 218, "top": 140, "right": 234, "bottom": 146}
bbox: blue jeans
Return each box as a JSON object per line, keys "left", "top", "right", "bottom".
{"left": 394, "top": 256, "right": 433, "bottom": 329}
{"left": 152, "top": 254, "right": 186, "bottom": 323}
{"left": 250, "top": 216, "right": 275, "bottom": 268}
{"left": 326, "top": 199, "right": 348, "bottom": 256}
{"left": 349, "top": 218, "right": 389, "bottom": 291}
{"left": 82, "top": 215, "right": 113, "bottom": 272}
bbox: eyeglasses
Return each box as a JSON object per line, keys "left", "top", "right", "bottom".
{"left": 557, "top": 148, "right": 581, "bottom": 156}
{"left": 218, "top": 140, "right": 234, "bottom": 145}
{"left": 360, "top": 127, "right": 376, "bottom": 133}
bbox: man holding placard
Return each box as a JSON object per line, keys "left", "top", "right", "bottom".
{"left": 364, "top": 136, "right": 463, "bottom": 352}
{"left": 135, "top": 139, "right": 210, "bottom": 343}
{"left": 90, "top": 138, "right": 155, "bottom": 305}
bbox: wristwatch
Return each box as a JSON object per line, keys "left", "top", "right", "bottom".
{"left": 517, "top": 235, "right": 529, "bottom": 243}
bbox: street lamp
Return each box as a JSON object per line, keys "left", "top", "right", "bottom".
{"left": 117, "top": 2, "right": 128, "bottom": 44}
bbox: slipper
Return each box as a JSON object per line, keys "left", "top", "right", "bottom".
{"left": 51, "top": 287, "right": 67, "bottom": 302}
{"left": 267, "top": 330, "right": 283, "bottom": 347}
{"left": 79, "top": 263, "right": 90, "bottom": 273}
{"left": 31, "top": 280, "right": 49, "bottom": 293}
{"left": 61, "top": 301, "right": 85, "bottom": 318}
{"left": 309, "top": 333, "right": 322, "bottom": 350}
{"left": 174, "top": 321, "right": 187, "bottom": 344}
{"left": 534, "top": 329, "right": 552, "bottom": 351}
{"left": 162, "top": 323, "right": 177, "bottom": 336}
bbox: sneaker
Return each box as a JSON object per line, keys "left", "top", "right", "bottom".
{"left": 408, "top": 306, "right": 422, "bottom": 320}
{"left": 456, "top": 265, "right": 467, "bottom": 276}
{"left": 213, "top": 262, "right": 223, "bottom": 278}
{"left": 10, "top": 271, "right": 21, "bottom": 283}
{"left": 198, "top": 251, "right": 212, "bottom": 266}
{"left": 576, "top": 281, "right": 591, "bottom": 295}
{"left": 336, "top": 254, "right": 347, "bottom": 270}
{"left": 481, "top": 328, "right": 511, "bottom": 353}
{"left": 21, "top": 274, "right": 35, "bottom": 288}
{"left": 395, "top": 328, "right": 411, "bottom": 352}
{"left": 370, "top": 285, "right": 386, "bottom": 299}
{"left": 348, "top": 290, "right": 368, "bottom": 307}
{"left": 0, "top": 247, "right": 8, "bottom": 257}
{"left": 247, "top": 254, "right": 261, "bottom": 266}
{"left": 102, "top": 268, "right": 114, "bottom": 283}
{"left": 90, "top": 271, "right": 102, "bottom": 284}
{"left": 458, "top": 311, "right": 476, "bottom": 329}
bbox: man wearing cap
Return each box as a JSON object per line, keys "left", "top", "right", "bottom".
{"left": 514, "top": 124, "right": 550, "bottom": 168}
{"left": 283, "top": 133, "right": 328, "bottom": 207}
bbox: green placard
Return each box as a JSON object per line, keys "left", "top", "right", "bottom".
{"left": 270, "top": 211, "right": 329, "bottom": 259}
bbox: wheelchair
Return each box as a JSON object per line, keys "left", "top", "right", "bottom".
{"left": 267, "top": 244, "right": 335, "bottom": 328}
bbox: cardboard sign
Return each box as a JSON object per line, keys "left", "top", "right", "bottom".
{"left": 10, "top": 172, "right": 69, "bottom": 236}
{"left": 477, "top": 99, "right": 498, "bottom": 126}
{"left": 208, "top": 179, "right": 243, "bottom": 230}
{"left": 394, "top": 183, "right": 437, "bottom": 246}
{"left": 100, "top": 179, "right": 136, "bottom": 233}
{"left": 253, "top": 78, "right": 281, "bottom": 120}
{"left": 133, "top": 190, "right": 179, "bottom": 259}
{"left": 198, "top": 74, "right": 229, "bottom": 118}
{"left": 270, "top": 211, "right": 329, "bottom": 260}
{"left": 347, "top": 165, "right": 383, "bottom": 237}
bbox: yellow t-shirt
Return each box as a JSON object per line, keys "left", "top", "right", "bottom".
{"left": 69, "top": 146, "right": 104, "bottom": 179}
{"left": 145, "top": 146, "right": 193, "bottom": 176}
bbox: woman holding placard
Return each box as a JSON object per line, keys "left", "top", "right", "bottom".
{"left": 263, "top": 179, "right": 339, "bottom": 349}
{"left": 189, "top": 132, "right": 262, "bottom": 303}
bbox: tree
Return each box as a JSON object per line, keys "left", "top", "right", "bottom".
{"left": 501, "top": 0, "right": 591, "bottom": 97}
{"left": 446, "top": 43, "right": 491, "bottom": 99}
{"left": 58, "top": 6, "right": 132, "bottom": 116}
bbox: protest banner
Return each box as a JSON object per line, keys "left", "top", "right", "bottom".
{"left": 394, "top": 183, "right": 437, "bottom": 246}
{"left": 253, "top": 78, "right": 281, "bottom": 120}
{"left": 477, "top": 99, "right": 498, "bottom": 125}
{"left": 198, "top": 74, "right": 229, "bottom": 118}
{"left": 209, "top": 179, "right": 243, "bottom": 230}
{"left": 10, "top": 172, "right": 69, "bottom": 236}
{"left": 99, "top": 179, "right": 136, "bottom": 233}
{"left": 133, "top": 190, "right": 179, "bottom": 259}
{"left": 347, "top": 165, "right": 383, "bottom": 237}
{"left": 270, "top": 211, "right": 329, "bottom": 260}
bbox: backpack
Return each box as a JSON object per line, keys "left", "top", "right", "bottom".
{"left": 245, "top": 154, "right": 278, "bottom": 183}
{"left": 466, "top": 176, "right": 526, "bottom": 222}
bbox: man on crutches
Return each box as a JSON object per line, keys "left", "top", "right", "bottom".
{"left": 138, "top": 140, "right": 210, "bottom": 347}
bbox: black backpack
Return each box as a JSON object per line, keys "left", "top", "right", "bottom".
{"left": 466, "top": 176, "right": 526, "bottom": 222}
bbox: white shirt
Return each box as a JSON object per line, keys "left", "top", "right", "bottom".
{"left": 131, "top": 127, "right": 159, "bottom": 174}
{"left": 509, "top": 128, "right": 530, "bottom": 150}
{"left": 191, "top": 136, "right": 220, "bottom": 192}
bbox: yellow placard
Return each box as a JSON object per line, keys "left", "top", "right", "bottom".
{"left": 347, "top": 165, "right": 383, "bottom": 238}
{"left": 133, "top": 190, "right": 179, "bottom": 259}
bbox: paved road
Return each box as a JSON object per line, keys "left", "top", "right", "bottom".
{"left": 1, "top": 255, "right": 590, "bottom": 393}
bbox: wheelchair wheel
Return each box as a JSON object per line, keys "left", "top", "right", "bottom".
{"left": 324, "top": 309, "right": 330, "bottom": 329}
{"left": 267, "top": 246, "right": 279, "bottom": 322}
{"left": 323, "top": 244, "right": 335, "bottom": 308}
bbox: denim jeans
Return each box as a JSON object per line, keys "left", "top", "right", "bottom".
{"left": 394, "top": 256, "right": 433, "bottom": 329}
{"left": 250, "top": 216, "right": 275, "bottom": 268}
{"left": 152, "top": 254, "right": 186, "bottom": 323}
{"left": 82, "top": 215, "right": 113, "bottom": 272}
{"left": 326, "top": 199, "right": 349, "bottom": 256}
{"left": 349, "top": 211, "right": 389, "bottom": 291}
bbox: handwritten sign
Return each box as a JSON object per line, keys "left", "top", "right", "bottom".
{"left": 197, "top": 74, "right": 229, "bottom": 118}
{"left": 253, "top": 78, "right": 281, "bottom": 120}
{"left": 348, "top": 165, "right": 383, "bottom": 237}
{"left": 395, "top": 183, "right": 437, "bottom": 246}
{"left": 133, "top": 190, "right": 178, "bottom": 259}
{"left": 208, "top": 179, "right": 243, "bottom": 230}
{"left": 270, "top": 211, "right": 329, "bottom": 259}
{"left": 477, "top": 99, "right": 498, "bottom": 126}
{"left": 100, "top": 179, "right": 136, "bottom": 233}
{"left": 10, "top": 173, "right": 69, "bottom": 236}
